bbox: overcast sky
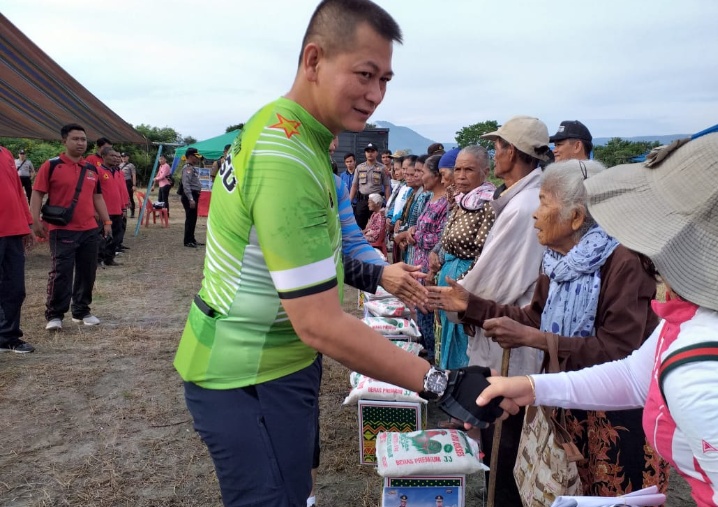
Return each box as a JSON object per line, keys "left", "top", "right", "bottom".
{"left": 4, "top": 0, "right": 718, "bottom": 144}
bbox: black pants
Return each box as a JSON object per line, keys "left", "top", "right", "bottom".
{"left": 0, "top": 235, "right": 26, "bottom": 345}
{"left": 181, "top": 191, "right": 200, "bottom": 245}
{"left": 126, "top": 180, "right": 135, "bottom": 216}
{"left": 98, "top": 216, "right": 123, "bottom": 262}
{"left": 158, "top": 185, "right": 170, "bottom": 215}
{"left": 184, "top": 356, "right": 321, "bottom": 506}
{"left": 117, "top": 210, "right": 127, "bottom": 248}
{"left": 19, "top": 176, "right": 32, "bottom": 203}
{"left": 354, "top": 194, "right": 371, "bottom": 229}
{"left": 480, "top": 406, "right": 525, "bottom": 507}
{"left": 46, "top": 229, "right": 99, "bottom": 321}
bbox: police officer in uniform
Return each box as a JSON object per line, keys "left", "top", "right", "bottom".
{"left": 435, "top": 494, "right": 444, "bottom": 506}
{"left": 398, "top": 494, "right": 408, "bottom": 506}
{"left": 181, "top": 147, "right": 204, "bottom": 248}
{"left": 349, "top": 142, "right": 391, "bottom": 229}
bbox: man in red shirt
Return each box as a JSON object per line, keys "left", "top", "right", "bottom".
{"left": 0, "top": 146, "right": 35, "bottom": 353}
{"left": 97, "top": 147, "right": 124, "bottom": 267}
{"left": 84, "top": 137, "right": 112, "bottom": 169}
{"left": 30, "top": 123, "right": 112, "bottom": 331}
{"left": 112, "top": 151, "right": 131, "bottom": 253}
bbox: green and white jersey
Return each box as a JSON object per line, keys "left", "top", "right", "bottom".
{"left": 174, "top": 98, "right": 343, "bottom": 389}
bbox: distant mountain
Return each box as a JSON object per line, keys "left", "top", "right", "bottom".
{"left": 375, "top": 121, "right": 457, "bottom": 154}
{"left": 592, "top": 134, "right": 689, "bottom": 146}
{"left": 375, "top": 120, "right": 689, "bottom": 153}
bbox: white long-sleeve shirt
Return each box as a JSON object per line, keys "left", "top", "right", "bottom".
{"left": 533, "top": 301, "right": 718, "bottom": 507}
{"left": 457, "top": 168, "right": 546, "bottom": 376}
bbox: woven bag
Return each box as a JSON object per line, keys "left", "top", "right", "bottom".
{"left": 513, "top": 333, "right": 583, "bottom": 507}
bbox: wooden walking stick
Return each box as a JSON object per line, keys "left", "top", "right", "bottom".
{"left": 487, "top": 347, "right": 511, "bottom": 507}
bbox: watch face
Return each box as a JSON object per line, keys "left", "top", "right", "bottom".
{"left": 427, "top": 369, "right": 448, "bottom": 394}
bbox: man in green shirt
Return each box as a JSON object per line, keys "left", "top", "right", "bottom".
{"left": 174, "top": 1, "right": 513, "bottom": 505}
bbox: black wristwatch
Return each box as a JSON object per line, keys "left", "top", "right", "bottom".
{"left": 419, "top": 366, "right": 449, "bottom": 401}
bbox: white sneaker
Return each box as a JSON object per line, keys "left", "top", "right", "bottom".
{"left": 72, "top": 315, "right": 101, "bottom": 326}
{"left": 45, "top": 318, "right": 62, "bottom": 331}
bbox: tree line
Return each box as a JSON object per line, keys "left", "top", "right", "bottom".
{"left": 3, "top": 119, "right": 662, "bottom": 186}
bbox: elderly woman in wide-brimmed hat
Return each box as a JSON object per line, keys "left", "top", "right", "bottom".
{"left": 471, "top": 133, "right": 718, "bottom": 506}
{"left": 428, "top": 158, "right": 670, "bottom": 498}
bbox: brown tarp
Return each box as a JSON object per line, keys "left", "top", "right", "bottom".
{"left": 0, "top": 14, "right": 145, "bottom": 143}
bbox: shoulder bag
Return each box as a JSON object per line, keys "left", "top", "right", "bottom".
{"left": 41, "top": 163, "right": 89, "bottom": 226}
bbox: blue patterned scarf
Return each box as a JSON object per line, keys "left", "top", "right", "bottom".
{"left": 540, "top": 225, "right": 619, "bottom": 337}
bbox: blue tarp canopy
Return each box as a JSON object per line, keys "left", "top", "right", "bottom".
{"left": 692, "top": 123, "right": 718, "bottom": 140}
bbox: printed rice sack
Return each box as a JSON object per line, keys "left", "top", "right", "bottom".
{"left": 349, "top": 341, "right": 424, "bottom": 388}
{"left": 363, "top": 286, "right": 392, "bottom": 301}
{"left": 363, "top": 317, "right": 421, "bottom": 338}
{"left": 391, "top": 340, "right": 424, "bottom": 355}
{"left": 376, "top": 429, "right": 488, "bottom": 477}
{"left": 365, "top": 298, "right": 409, "bottom": 318}
{"left": 344, "top": 376, "right": 426, "bottom": 405}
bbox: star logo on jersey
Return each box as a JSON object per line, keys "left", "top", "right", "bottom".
{"left": 702, "top": 440, "right": 718, "bottom": 453}
{"left": 269, "top": 114, "right": 301, "bottom": 139}
{"left": 103, "top": 173, "right": 109, "bottom": 179}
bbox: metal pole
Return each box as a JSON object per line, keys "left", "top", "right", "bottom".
{"left": 134, "top": 144, "right": 163, "bottom": 236}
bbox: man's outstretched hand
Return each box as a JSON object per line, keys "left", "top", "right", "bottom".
{"left": 380, "top": 262, "right": 428, "bottom": 309}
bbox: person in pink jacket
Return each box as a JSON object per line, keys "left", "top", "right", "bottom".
{"left": 464, "top": 133, "right": 718, "bottom": 507}
{"left": 152, "top": 155, "right": 172, "bottom": 215}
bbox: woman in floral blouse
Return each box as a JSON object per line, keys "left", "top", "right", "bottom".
{"left": 407, "top": 154, "right": 448, "bottom": 361}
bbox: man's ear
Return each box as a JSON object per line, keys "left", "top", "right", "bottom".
{"left": 303, "top": 42, "right": 323, "bottom": 83}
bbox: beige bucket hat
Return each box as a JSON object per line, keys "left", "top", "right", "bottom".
{"left": 585, "top": 133, "right": 718, "bottom": 311}
{"left": 481, "top": 115, "right": 551, "bottom": 161}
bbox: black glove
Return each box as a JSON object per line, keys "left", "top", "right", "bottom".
{"left": 437, "top": 366, "right": 504, "bottom": 429}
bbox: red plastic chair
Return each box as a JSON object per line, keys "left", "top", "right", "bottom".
{"left": 135, "top": 191, "right": 169, "bottom": 228}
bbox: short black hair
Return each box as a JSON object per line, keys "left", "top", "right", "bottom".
{"left": 224, "top": 144, "right": 232, "bottom": 151}
{"left": 60, "top": 123, "right": 86, "bottom": 139}
{"left": 300, "top": 0, "right": 402, "bottom": 65}
{"left": 96, "top": 137, "right": 112, "bottom": 148}
{"left": 100, "top": 146, "right": 114, "bottom": 158}
{"left": 405, "top": 154, "right": 418, "bottom": 165}
{"left": 382, "top": 149, "right": 392, "bottom": 156}
{"left": 416, "top": 154, "right": 429, "bottom": 164}
{"left": 344, "top": 152, "right": 355, "bottom": 161}
{"left": 580, "top": 139, "right": 593, "bottom": 158}
{"left": 393, "top": 156, "right": 404, "bottom": 165}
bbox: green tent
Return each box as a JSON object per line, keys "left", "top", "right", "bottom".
{"left": 172, "top": 129, "right": 241, "bottom": 168}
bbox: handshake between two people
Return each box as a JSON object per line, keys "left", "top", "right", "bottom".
{"left": 377, "top": 266, "right": 535, "bottom": 427}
